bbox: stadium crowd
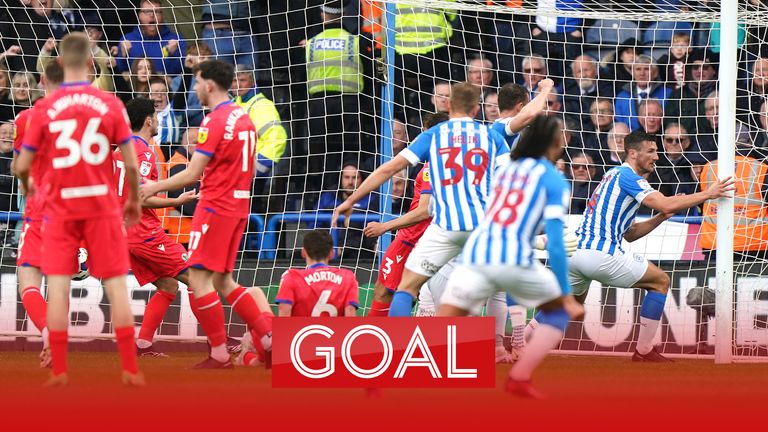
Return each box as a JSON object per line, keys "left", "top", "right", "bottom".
{"left": 0, "top": 0, "right": 767, "bottom": 258}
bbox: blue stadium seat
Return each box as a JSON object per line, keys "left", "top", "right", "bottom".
{"left": 584, "top": 19, "right": 641, "bottom": 59}
{"left": 643, "top": 21, "right": 693, "bottom": 47}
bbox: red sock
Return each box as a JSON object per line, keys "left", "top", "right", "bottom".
{"left": 21, "top": 286, "right": 47, "bottom": 332}
{"left": 368, "top": 300, "right": 391, "bottom": 317}
{"left": 226, "top": 286, "right": 273, "bottom": 338}
{"left": 138, "top": 290, "right": 176, "bottom": 343}
{"left": 115, "top": 326, "right": 138, "bottom": 374}
{"left": 243, "top": 352, "right": 260, "bottom": 366}
{"left": 191, "top": 292, "right": 227, "bottom": 346}
{"left": 49, "top": 330, "right": 68, "bottom": 376}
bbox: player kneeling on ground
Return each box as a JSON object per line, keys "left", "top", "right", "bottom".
{"left": 237, "top": 230, "right": 359, "bottom": 366}
{"left": 438, "top": 115, "right": 584, "bottom": 399}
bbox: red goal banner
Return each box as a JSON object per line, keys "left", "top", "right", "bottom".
{"left": 272, "top": 317, "right": 495, "bottom": 388}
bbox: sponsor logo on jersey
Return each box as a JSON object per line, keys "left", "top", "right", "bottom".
{"left": 422, "top": 169, "right": 430, "bottom": 182}
{"left": 273, "top": 317, "right": 495, "bottom": 388}
{"left": 198, "top": 127, "right": 209, "bottom": 144}
{"left": 637, "top": 179, "right": 651, "bottom": 190}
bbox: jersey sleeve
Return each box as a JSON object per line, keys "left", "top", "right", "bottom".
{"left": 12, "top": 110, "right": 30, "bottom": 154}
{"left": 195, "top": 116, "right": 224, "bottom": 157}
{"left": 275, "top": 270, "right": 296, "bottom": 304}
{"left": 419, "top": 165, "right": 432, "bottom": 195}
{"left": 618, "top": 169, "right": 656, "bottom": 204}
{"left": 400, "top": 130, "right": 433, "bottom": 166}
{"left": 492, "top": 130, "right": 511, "bottom": 167}
{"left": 21, "top": 108, "right": 48, "bottom": 153}
{"left": 543, "top": 169, "right": 569, "bottom": 221}
{"left": 344, "top": 271, "right": 360, "bottom": 309}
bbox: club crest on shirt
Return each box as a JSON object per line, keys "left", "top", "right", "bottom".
{"left": 140, "top": 161, "right": 152, "bottom": 177}
{"left": 198, "top": 127, "right": 209, "bottom": 144}
{"left": 636, "top": 179, "right": 651, "bottom": 190}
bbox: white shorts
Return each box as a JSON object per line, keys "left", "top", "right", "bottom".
{"left": 416, "top": 259, "right": 458, "bottom": 316}
{"left": 440, "top": 262, "right": 562, "bottom": 316}
{"left": 568, "top": 248, "right": 649, "bottom": 296}
{"left": 404, "top": 225, "right": 471, "bottom": 277}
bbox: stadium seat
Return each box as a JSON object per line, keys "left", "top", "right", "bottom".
{"left": 642, "top": 21, "right": 693, "bottom": 47}
{"left": 584, "top": 19, "right": 641, "bottom": 59}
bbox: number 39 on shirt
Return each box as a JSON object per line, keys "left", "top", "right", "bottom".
{"left": 438, "top": 147, "right": 489, "bottom": 186}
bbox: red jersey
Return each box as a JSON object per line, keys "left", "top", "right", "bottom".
{"left": 14, "top": 105, "right": 49, "bottom": 221}
{"left": 113, "top": 136, "right": 164, "bottom": 243}
{"left": 395, "top": 164, "right": 433, "bottom": 244}
{"left": 23, "top": 82, "right": 132, "bottom": 221}
{"left": 196, "top": 101, "right": 256, "bottom": 217}
{"left": 275, "top": 264, "right": 360, "bottom": 317}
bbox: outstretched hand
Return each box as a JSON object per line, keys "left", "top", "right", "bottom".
{"left": 706, "top": 176, "right": 736, "bottom": 200}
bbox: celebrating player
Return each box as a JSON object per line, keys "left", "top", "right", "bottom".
{"left": 140, "top": 59, "right": 274, "bottom": 369}
{"left": 438, "top": 115, "right": 584, "bottom": 399}
{"left": 16, "top": 32, "right": 144, "bottom": 386}
{"left": 362, "top": 111, "right": 448, "bottom": 316}
{"left": 11, "top": 61, "right": 63, "bottom": 368}
{"left": 333, "top": 82, "right": 510, "bottom": 317}
{"left": 566, "top": 131, "right": 734, "bottom": 362}
{"left": 115, "top": 97, "right": 198, "bottom": 357}
{"left": 492, "top": 79, "right": 555, "bottom": 146}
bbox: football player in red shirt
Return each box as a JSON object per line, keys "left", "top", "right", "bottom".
{"left": 237, "top": 229, "right": 359, "bottom": 366}
{"left": 141, "top": 60, "right": 273, "bottom": 369}
{"left": 362, "top": 112, "right": 448, "bottom": 316}
{"left": 115, "top": 97, "right": 197, "bottom": 357}
{"left": 16, "top": 32, "right": 143, "bottom": 386}
{"left": 11, "top": 61, "right": 63, "bottom": 368}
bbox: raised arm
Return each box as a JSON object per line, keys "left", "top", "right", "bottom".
{"left": 140, "top": 151, "right": 209, "bottom": 198}
{"left": 364, "top": 193, "right": 431, "bottom": 237}
{"left": 506, "top": 78, "right": 555, "bottom": 135}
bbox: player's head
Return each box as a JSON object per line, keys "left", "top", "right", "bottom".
{"left": 422, "top": 111, "right": 449, "bottom": 130}
{"left": 301, "top": 229, "right": 334, "bottom": 263}
{"left": 58, "top": 32, "right": 93, "bottom": 71}
{"left": 41, "top": 60, "right": 64, "bottom": 93}
{"left": 624, "top": 130, "right": 658, "bottom": 175}
{"left": 512, "top": 114, "right": 563, "bottom": 162}
{"left": 126, "top": 97, "right": 158, "bottom": 135}
{"left": 449, "top": 82, "right": 481, "bottom": 118}
{"left": 193, "top": 60, "right": 235, "bottom": 105}
{"left": 497, "top": 83, "right": 529, "bottom": 114}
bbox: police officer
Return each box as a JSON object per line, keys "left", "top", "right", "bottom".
{"left": 304, "top": 0, "right": 376, "bottom": 201}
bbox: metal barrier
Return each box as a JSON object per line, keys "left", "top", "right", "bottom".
{"left": 261, "top": 212, "right": 382, "bottom": 259}
{"left": 0, "top": 212, "right": 23, "bottom": 222}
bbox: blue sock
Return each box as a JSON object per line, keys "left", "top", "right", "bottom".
{"left": 536, "top": 308, "right": 570, "bottom": 333}
{"left": 534, "top": 310, "right": 544, "bottom": 323}
{"left": 640, "top": 291, "right": 667, "bottom": 321}
{"left": 506, "top": 293, "right": 516, "bottom": 307}
{"left": 388, "top": 291, "right": 415, "bottom": 317}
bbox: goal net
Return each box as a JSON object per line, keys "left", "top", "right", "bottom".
{"left": 0, "top": 0, "right": 765, "bottom": 361}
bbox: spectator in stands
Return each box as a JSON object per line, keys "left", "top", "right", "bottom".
{"left": 637, "top": 99, "right": 664, "bottom": 146}
{"left": 0, "top": 45, "right": 21, "bottom": 73}
{"left": 657, "top": 32, "right": 692, "bottom": 91}
{"left": 124, "top": 57, "right": 155, "bottom": 101}
{"left": 466, "top": 55, "right": 495, "bottom": 99}
{"left": 581, "top": 98, "right": 614, "bottom": 150}
{"left": 391, "top": 168, "right": 410, "bottom": 215}
{"left": 542, "top": 90, "right": 562, "bottom": 118}
{"left": 530, "top": 0, "right": 584, "bottom": 79}
{"left": 0, "top": 0, "right": 53, "bottom": 73}
{"left": 10, "top": 71, "right": 39, "bottom": 116}
{"left": 148, "top": 77, "right": 180, "bottom": 145}
{"left": 115, "top": 0, "right": 186, "bottom": 76}
{"left": 201, "top": 0, "right": 258, "bottom": 69}
{"left": 483, "top": 91, "right": 500, "bottom": 124}
{"left": 0, "top": 121, "right": 16, "bottom": 244}
{"left": 697, "top": 91, "right": 751, "bottom": 161}
{"left": 431, "top": 80, "right": 451, "bottom": 113}
{"left": 614, "top": 54, "right": 671, "bottom": 131}
{"left": 743, "top": 57, "right": 768, "bottom": 129}
{"left": 171, "top": 42, "right": 211, "bottom": 127}
{"left": 165, "top": 127, "right": 198, "bottom": 247}
{"left": 602, "top": 38, "right": 640, "bottom": 94}
{"left": 567, "top": 151, "right": 597, "bottom": 215}
{"left": 665, "top": 49, "right": 718, "bottom": 135}
{"left": 599, "top": 123, "right": 630, "bottom": 168}
{"left": 0, "top": 65, "right": 12, "bottom": 121}
{"left": 520, "top": 54, "right": 548, "bottom": 98}
{"left": 304, "top": 1, "right": 376, "bottom": 195}
{"left": 392, "top": 118, "right": 408, "bottom": 155}
{"left": 753, "top": 100, "right": 768, "bottom": 149}
{"left": 652, "top": 123, "right": 704, "bottom": 202}
{"left": 38, "top": 33, "right": 114, "bottom": 93}
{"left": 563, "top": 54, "right": 613, "bottom": 130}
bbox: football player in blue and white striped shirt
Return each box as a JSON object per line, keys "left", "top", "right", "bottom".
{"left": 333, "top": 82, "right": 510, "bottom": 317}
{"left": 438, "top": 115, "right": 584, "bottom": 399}
{"left": 491, "top": 79, "right": 555, "bottom": 148}
{"left": 568, "top": 130, "right": 734, "bottom": 362}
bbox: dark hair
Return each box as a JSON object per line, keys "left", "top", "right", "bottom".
{"left": 44, "top": 61, "right": 64, "bottom": 85}
{"left": 303, "top": 229, "right": 334, "bottom": 261}
{"left": 624, "top": 130, "right": 656, "bottom": 153}
{"left": 194, "top": 60, "right": 235, "bottom": 92}
{"left": 148, "top": 76, "right": 168, "bottom": 89}
{"left": 450, "top": 82, "right": 481, "bottom": 113}
{"left": 497, "top": 83, "right": 528, "bottom": 112}
{"left": 422, "top": 111, "right": 449, "bottom": 129}
{"left": 125, "top": 98, "right": 155, "bottom": 132}
{"left": 512, "top": 115, "right": 561, "bottom": 160}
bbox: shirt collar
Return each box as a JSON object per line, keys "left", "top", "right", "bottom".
{"left": 308, "top": 263, "right": 328, "bottom": 269}
{"left": 131, "top": 135, "right": 150, "bottom": 147}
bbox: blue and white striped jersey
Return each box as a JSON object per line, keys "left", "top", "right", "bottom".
{"left": 491, "top": 117, "right": 520, "bottom": 150}
{"left": 400, "top": 117, "right": 511, "bottom": 231}
{"left": 577, "top": 163, "right": 656, "bottom": 255}
{"left": 463, "top": 157, "right": 569, "bottom": 266}
{"left": 155, "top": 104, "right": 181, "bottom": 144}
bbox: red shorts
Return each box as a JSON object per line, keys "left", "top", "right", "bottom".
{"left": 187, "top": 210, "right": 246, "bottom": 273}
{"left": 42, "top": 216, "right": 129, "bottom": 279}
{"left": 376, "top": 238, "right": 416, "bottom": 291}
{"left": 17, "top": 219, "right": 43, "bottom": 268}
{"left": 129, "top": 233, "right": 188, "bottom": 287}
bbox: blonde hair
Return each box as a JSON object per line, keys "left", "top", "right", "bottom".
{"left": 450, "top": 82, "right": 481, "bottom": 114}
{"left": 671, "top": 33, "right": 691, "bottom": 44}
{"left": 11, "top": 71, "right": 40, "bottom": 104}
{"left": 59, "top": 32, "right": 92, "bottom": 68}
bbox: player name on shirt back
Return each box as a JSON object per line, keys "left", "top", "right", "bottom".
{"left": 303, "top": 270, "right": 343, "bottom": 286}
{"left": 45, "top": 93, "right": 110, "bottom": 118}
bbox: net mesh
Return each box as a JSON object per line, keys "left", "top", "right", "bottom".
{"left": 0, "top": 0, "right": 767, "bottom": 360}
